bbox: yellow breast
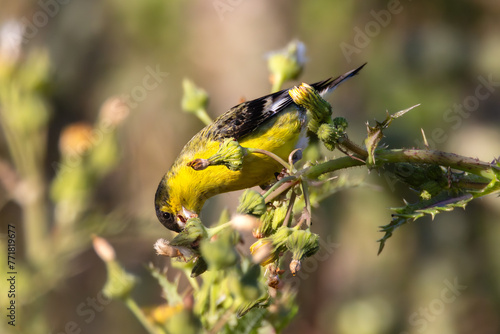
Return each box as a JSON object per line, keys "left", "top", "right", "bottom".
{"left": 167, "top": 107, "right": 305, "bottom": 213}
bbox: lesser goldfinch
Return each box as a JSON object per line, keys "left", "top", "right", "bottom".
{"left": 155, "top": 64, "right": 365, "bottom": 232}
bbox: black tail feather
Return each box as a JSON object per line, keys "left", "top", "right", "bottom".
{"left": 311, "top": 63, "right": 367, "bottom": 96}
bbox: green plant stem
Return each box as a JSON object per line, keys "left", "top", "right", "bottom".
{"left": 271, "top": 75, "right": 284, "bottom": 93}
{"left": 456, "top": 179, "right": 492, "bottom": 191}
{"left": 208, "top": 222, "right": 232, "bottom": 238}
{"left": 302, "top": 156, "right": 364, "bottom": 179}
{"left": 264, "top": 178, "right": 300, "bottom": 203}
{"left": 283, "top": 191, "right": 296, "bottom": 227}
{"left": 249, "top": 148, "right": 291, "bottom": 170}
{"left": 375, "top": 149, "right": 500, "bottom": 179}
{"left": 300, "top": 180, "right": 312, "bottom": 226}
{"left": 337, "top": 135, "right": 368, "bottom": 159}
{"left": 182, "top": 267, "right": 200, "bottom": 291}
{"left": 195, "top": 108, "right": 213, "bottom": 126}
{"left": 262, "top": 175, "right": 297, "bottom": 200}
{"left": 0, "top": 115, "right": 49, "bottom": 267}
{"left": 302, "top": 148, "right": 500, "bottom": 182}
{"left": 124, "top": 297, "right": 163, "bottom": 334}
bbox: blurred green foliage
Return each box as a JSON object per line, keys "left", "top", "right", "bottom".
{"left": 0, "top": 1, "right": 500, "bottom": 334}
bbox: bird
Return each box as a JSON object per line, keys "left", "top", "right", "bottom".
{"left": 155, "top": 64, "right": 365, "bottom": 232}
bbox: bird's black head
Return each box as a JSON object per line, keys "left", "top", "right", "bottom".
{"left": 154, "top": 178, "right": 182, "bottom": 233}
{"left": 155, "top": 204, "right": 181, "bottom": 232}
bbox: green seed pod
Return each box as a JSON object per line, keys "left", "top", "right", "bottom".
{"left": 286, "top": 229, "right": 320, "bottom": 275}
{"left": 207, "top": 138, "right": 247, "bottom": 171}
{"left": 237, "top": 189, "right": 266, "bottom": 216}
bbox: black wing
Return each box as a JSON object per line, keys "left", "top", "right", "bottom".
{"left": 208, "top": 63, "right": 366, "bottom": 140}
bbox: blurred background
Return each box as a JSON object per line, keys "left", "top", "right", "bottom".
{"left": 1, "top": 0, "right": 500, "bottom": 333}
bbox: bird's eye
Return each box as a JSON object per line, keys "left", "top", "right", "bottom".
{"left": 155, "top": 206, "right": 182, "bottom": 232}
{"left": 162, "top": 212, "right": 173, "bottom": 221}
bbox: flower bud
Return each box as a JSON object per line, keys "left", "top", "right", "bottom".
{"left": 289, "top": 83, "right": 332, "bottom": 124}
{"left": 58, "top": 123, "right": 94, "bottom": 157}
{"left": 209, "top": 138, "right": 247, "bottom": 171}
{"left": 93, "top": 236, "right": 136, "bottom": 299}
{"left": 268, "top": 40, "right": 306, "bottom": 90}
{"left": 255, "top": 202, "right": 287, "bottom": 238}
{"left": 271, "top": 203, "right": 288, "bottom": 230}
{"left": 237, "top": 189, "right": 266, "bottom": 216}
{"left": 181, "top": 78, "right": 209, "bottom": 114}
{"left": 255, "top": 208, "right": 274, "bottom": 238}
{"left": 181, "top": 78, "right": 212, "bottom": 125}
{"left": 154, "top": 238, "right": 194, "bottom": 260}
{"left": 230, "top": 214, "right": 260, "bottom": 232}
{"left": 250, "top": 238, "right": 273, "bottom": 264}
{"left": 0, "top": 20, "right": 23, "bottom": 64}
{"left": 189, "top": 138, "right": 247, "bottom": 172}
{"left": 92, "top": 235, "right": 116, "bottom": 262}
{"left": 250, "top": 226, "right": 293, "bottom": 266}
{"left": 146, "top": 303, "right": 183, "bottom": 325}
{"left": 289, "top": 259, "right": 301, "bottom": 276}
{"left": 170, "top": 217, "right": 207, "bottom": 247}
{"left": 317, "top": 123, "right": 338, "bottom": 151}
{"left": 286, "top": 229, "right": 320, "bottom": 276}
{"left": 98, "top": 96, "right": 129, "bottom": 127}
{"left": 333, "top": 117, "right": 348, "bottom": 132}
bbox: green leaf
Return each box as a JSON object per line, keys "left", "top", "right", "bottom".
{"left": 225, "top": 308, "right": 267, "bottom": 334}
{"left": 377, "top": 192, "right": 473, "bottom": 254}
{"left": 365, "top": 105, "right": 418, "bottom": 167}
{"left": 148, "top": 265, "right": 183, "bottom": 306}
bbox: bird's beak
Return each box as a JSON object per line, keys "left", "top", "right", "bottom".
{"left": 182, "top": 206, "right": 197, "bottom": 219}
{"left": 176, "top": 206, "right": 198, "bottom": 229}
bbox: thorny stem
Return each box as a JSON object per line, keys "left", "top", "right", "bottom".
{"left": 337, "top": 135, "right": 368, "bottom": 159}
{"left": 375, "top": 149, "right": 500, "bottom": 179}
{"left": 301, "top": 149, "right": 500, "bottom": 182}
{"left": 455, "top": 178, "right": 492, "bottom": 191}
{"left": 302, "top": 156, "right": 364, "bottom": 180}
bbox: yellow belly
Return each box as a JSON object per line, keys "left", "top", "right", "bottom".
{"left": 170, "top": 107, "right": 305, "bottom": 213}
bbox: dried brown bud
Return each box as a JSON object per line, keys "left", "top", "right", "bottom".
{"left": 289, "top": 259, "right": 301, "bottom": 276}
{"left": 187, "top": 158, "right": 210, "bottom": 170}
{"left": 154, "top": 238, "right": 183, "bottom": 258}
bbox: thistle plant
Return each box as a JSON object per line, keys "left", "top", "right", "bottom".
{"left": 0, "top": 22, "right": 130, "bottom": 333}
{"left": 93, "top": 41, "right": 500, "bottom": 333}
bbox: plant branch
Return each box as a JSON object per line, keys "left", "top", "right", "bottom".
{"left": 375, "top": 149, "right": 500, "bottom": 179}
{"left": 300, "top": 148, "right": 499, "bottom": 184}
